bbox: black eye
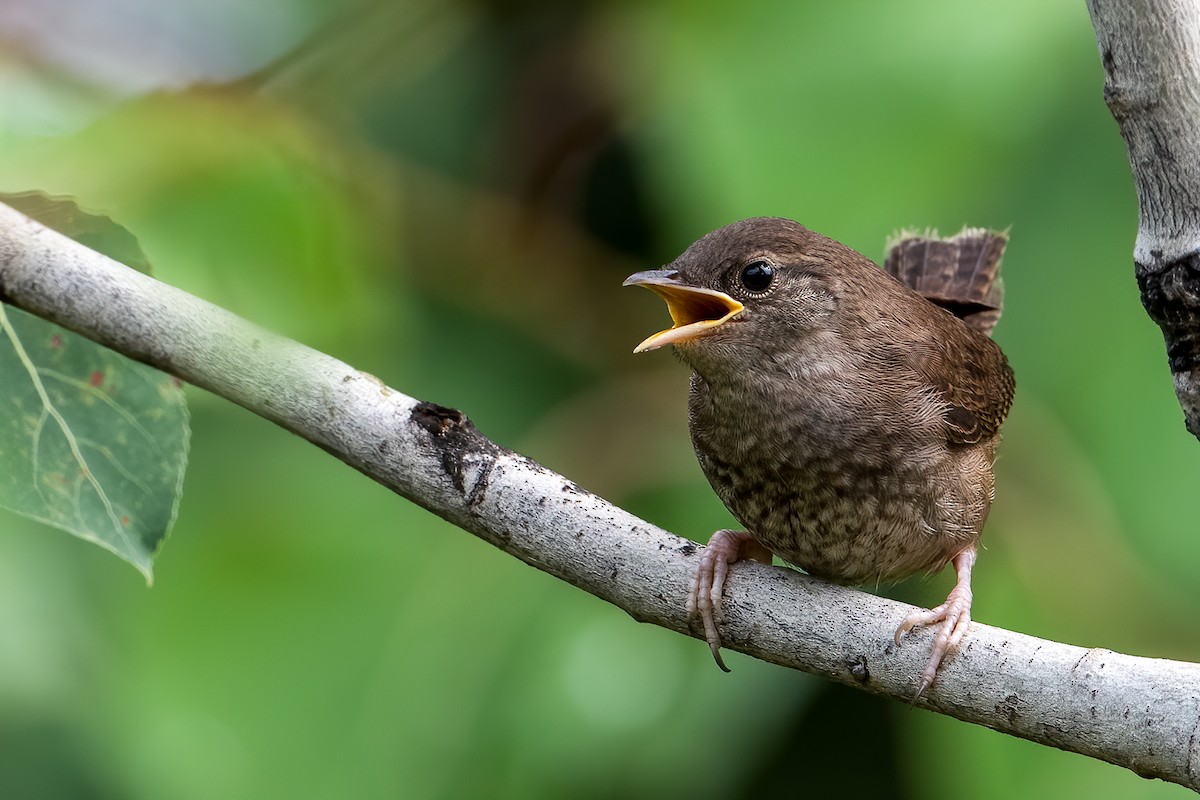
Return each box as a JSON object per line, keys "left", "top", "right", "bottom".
{"left": 740, "top": 260, "right": 775, "bottom": 293}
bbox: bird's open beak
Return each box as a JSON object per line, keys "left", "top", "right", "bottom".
{"left": 623, "top": 270, "right": 744, "bottom": 353}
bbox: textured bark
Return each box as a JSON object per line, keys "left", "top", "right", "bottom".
{"left": 1, "top": 203, "right": 1200, "bottom": 790}
{"left": 1088, "top": 0, "right": 1200, "bottom": 438}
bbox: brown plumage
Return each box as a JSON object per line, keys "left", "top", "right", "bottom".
{"left": 624, "top": 217, "right": 1014, "bottom": 693}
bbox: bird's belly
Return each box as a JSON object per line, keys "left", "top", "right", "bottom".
{"left": 692, "top": 419, "right": 981, "bottom": 585}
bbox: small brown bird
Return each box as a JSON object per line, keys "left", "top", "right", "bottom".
{"left": 624, "top": 217, "right": 1014, "bottom": 694}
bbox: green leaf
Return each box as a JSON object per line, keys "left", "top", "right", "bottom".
{"left": 0, "top": 196, "right": 189, "bottom": 580}
{"left": 0, "top": 191, "right": 152, "bottom": 275}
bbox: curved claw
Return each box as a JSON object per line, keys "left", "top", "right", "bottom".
{"left": 894, "top": 547, "right": 977, "bottom": 697}
{"left": 686, "top": 530, "right": 773, "bottom": 672}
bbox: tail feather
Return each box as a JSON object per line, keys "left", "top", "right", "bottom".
{"left": 884, "top": 227, "right": 1008, "bottom": 337}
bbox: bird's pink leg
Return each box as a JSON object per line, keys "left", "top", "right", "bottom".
{"left": 895, "top": 545, "right": 977, "bottom": 696}
{"left": 686, "top": 529, "right": 774, "bottom": 671}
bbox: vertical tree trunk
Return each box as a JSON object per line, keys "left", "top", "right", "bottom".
{"left": 1087, "top": 0, "right": 1200, "bottom": 438}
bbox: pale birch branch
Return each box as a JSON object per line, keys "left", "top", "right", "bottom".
{"left": 0, "top": 202, "right": 1198, "bottom": 790}
{"left": 1087, "top": 0, "right": 1200, "bottom": 439}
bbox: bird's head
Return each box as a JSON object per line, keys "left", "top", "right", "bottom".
{"left": 624, "top": 217, "right": 866, "bottom": 370}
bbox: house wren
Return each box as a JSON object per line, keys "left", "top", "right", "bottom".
{"left": 624, "top": 217, "right": 1014, "bottom": 694}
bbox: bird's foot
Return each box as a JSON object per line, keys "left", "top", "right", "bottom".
{"left": 686, "top": 529, "right": 773, "bottom": 672}
{"left": 894, "top": 547, "right": 977, "bottom": 697}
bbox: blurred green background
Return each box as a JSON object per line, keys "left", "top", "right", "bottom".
{"left": 1, "top": 0, "right": 1198, "bottom": 797}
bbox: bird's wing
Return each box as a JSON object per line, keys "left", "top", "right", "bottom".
{"left": 919, "top": 329, "right": 1015, "bottom": 446}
